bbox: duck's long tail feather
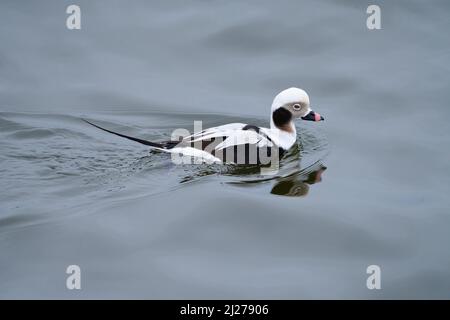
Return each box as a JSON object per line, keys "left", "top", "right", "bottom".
{"left": 82, "top": 119, "right": 165, "bottom": 149}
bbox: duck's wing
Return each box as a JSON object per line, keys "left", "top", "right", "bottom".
{"left": 184, "top": 123, "right": 275, "bottom": 150}
{"left": 185, "top": 123, "right": 247, "bottom": 141}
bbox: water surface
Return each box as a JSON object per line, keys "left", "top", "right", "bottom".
{"left": 1, "top": 0, "right": 450, "bottom": 298}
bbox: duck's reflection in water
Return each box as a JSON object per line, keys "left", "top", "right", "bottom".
{"left": 173, "top": 142, "right": 327, "bottom": 197}
{"left": 221, "top": 157, "right": 327, "bottom": 197}
{"left": 270, "top": 165, "right": 326, "bottom": 197}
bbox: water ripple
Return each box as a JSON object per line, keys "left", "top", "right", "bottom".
{"left": 0, "top": 111, "right": 328, "bottom": 232}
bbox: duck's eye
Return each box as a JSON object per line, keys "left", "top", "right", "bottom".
{"left": 293, "top": 104, "right": 301, "bottom": 111}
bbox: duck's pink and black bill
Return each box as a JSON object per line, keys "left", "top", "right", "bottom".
{"left": 301, "top": 110, "right": 324, "bottom": 122}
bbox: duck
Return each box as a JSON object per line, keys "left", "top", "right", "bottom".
{"left": 83, "top": 87, "right": 324, "bottom": 165}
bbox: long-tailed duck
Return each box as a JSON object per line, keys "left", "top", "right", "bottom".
{"left": 84, "top": 87, "right": 324, "bottom": 165}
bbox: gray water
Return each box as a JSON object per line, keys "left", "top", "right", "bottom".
{"left": 1, "top": 0, "right": 450, "bottom": 299}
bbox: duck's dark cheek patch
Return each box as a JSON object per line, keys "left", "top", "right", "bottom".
{"left": 272, "top": 108, "right": 292, "bottom": 127}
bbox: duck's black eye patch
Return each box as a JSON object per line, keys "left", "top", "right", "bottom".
{"left": 272, "top": 107, "right": 292, "bottom": 127}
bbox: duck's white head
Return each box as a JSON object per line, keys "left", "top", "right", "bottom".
{"left": 270, "top": 87, "right": 324, "bottom": 132}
